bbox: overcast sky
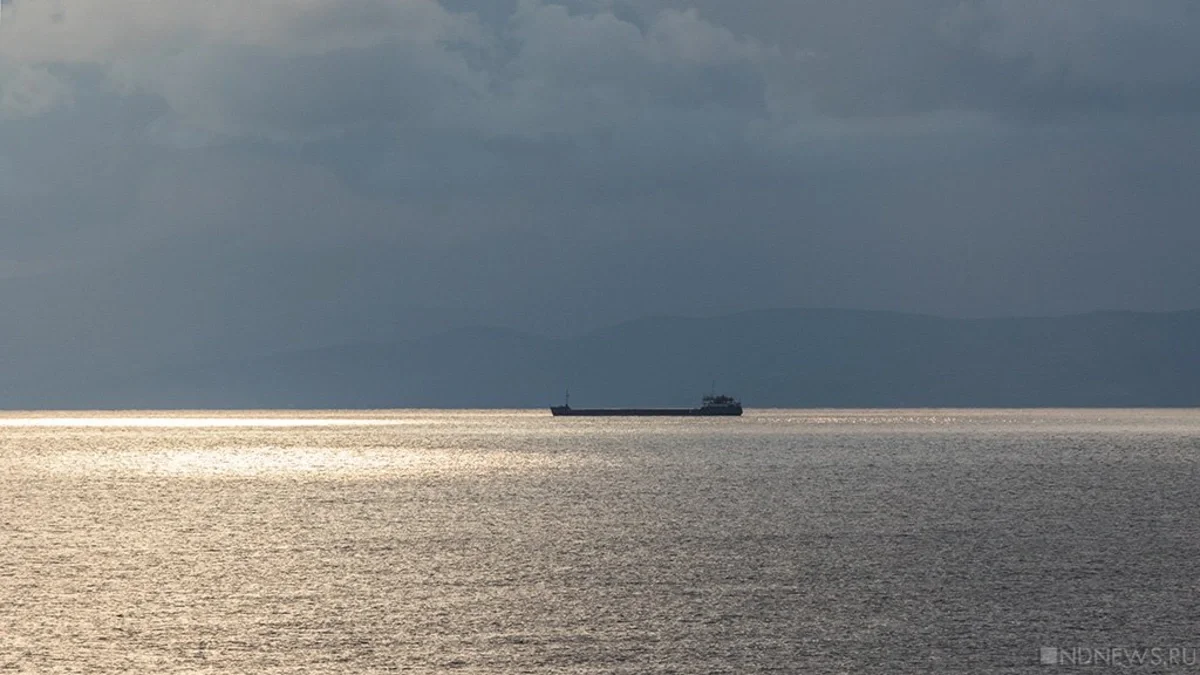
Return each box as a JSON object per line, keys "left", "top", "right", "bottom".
{"left": 1, "top": 0, "right": 1198, "bottom": 350}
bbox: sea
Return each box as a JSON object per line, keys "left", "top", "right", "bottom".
{"left": 3, "top": 409, "right": 1199, "bottom": 674}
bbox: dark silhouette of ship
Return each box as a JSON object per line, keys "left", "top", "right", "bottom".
{"left": 550, "top": 391, "right": 743, "bottom": 416}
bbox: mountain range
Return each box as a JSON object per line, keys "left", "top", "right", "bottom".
{"left": 27, "top": 307, "right": 1194, "bottom": 409}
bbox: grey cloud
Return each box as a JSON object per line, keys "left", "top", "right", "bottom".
{"left": 149, "top": 40, "right": 486, "bottom": 141}
{"left": 936, "top": 0, "right": 1200, "bottom": 114}
{"left": 116, "top": 1, "right": 774, "bottom": 144}
{"left": 0, "top": 0, "right": 1198, "bottom": 388}
{"left": 6, "top": 0, "right": 1200, "bottom": 129}
{"left": 628, "top": 0, "right": 1200, "bottom": 119}
{"left": 0, "top": 64, "right": 72, "bottom": 118}
{"left": 941, "top": 1, "right": 1200, "bottom": 88}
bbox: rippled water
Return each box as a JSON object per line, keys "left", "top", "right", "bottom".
{"left": 3, "top": 409, "right": 1199, "bottom": 673}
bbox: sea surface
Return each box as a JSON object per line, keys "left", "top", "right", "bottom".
{"left": 2, "top": 409, "right": 1199, "bottom": 674}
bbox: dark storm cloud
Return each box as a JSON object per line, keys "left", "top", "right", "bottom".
{"left": 637, "top": 0, "right": 1200, "bottom": 118}
{"left": 0, "top": 0, "right": 1197, "bottom": 380}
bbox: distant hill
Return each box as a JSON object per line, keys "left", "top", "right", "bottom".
{"left": 73, "top": 308, "right": 1200, "bottom": 409}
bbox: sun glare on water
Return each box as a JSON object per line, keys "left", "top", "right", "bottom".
{"left": 0, "top": 414, "right": 407, "bottom": 428}
{"left": 3, "top": 411, "right": 579, "bottom": 479}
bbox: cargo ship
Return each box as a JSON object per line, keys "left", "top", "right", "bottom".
{"left": 550, "top": 392, "right": 743, "bottom": 416}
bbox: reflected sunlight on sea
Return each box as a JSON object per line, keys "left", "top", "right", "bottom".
{"left": 3, "top": 409, "right": 1199, "bottom": 673}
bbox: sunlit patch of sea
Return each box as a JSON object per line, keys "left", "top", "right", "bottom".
{"left": 2, "top": 409, "right": 1198, "bottom": 673}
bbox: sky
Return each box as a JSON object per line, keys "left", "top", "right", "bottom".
{"left": 0, "top": 0, "right": 1198, "bottom": 374}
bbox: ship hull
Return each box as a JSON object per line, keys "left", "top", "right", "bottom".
{"left": 550, "top": 406, "right": 742, "bottom": 417}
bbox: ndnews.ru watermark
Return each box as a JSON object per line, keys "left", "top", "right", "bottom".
{"left": 1042, "top": 646, "right": 1198, "bottom": 668}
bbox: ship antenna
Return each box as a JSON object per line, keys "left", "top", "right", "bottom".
{"left": 565, "top": 388, "right": 570, "bottom": 407}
